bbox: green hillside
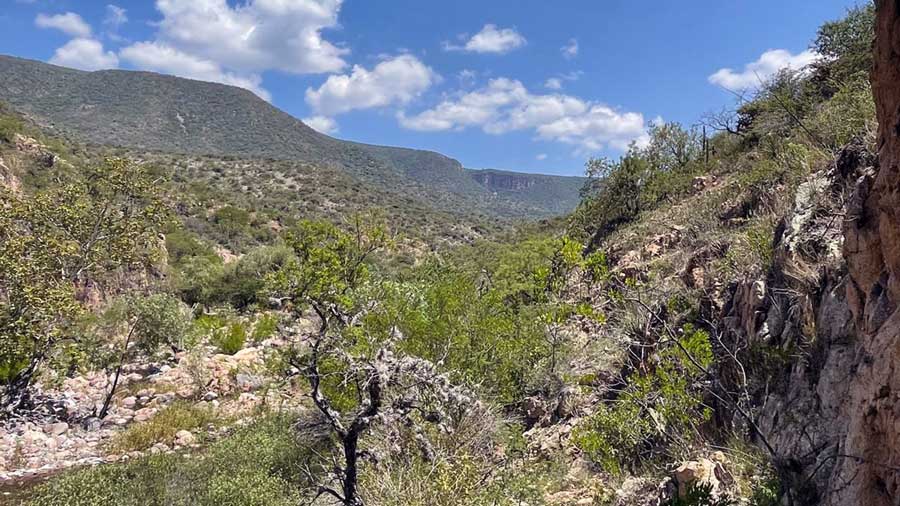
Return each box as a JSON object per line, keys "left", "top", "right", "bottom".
{"left": 0, "top": 55, "right": 584, "bottom": 220}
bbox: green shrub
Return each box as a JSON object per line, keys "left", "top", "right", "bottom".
{"left": 669, "top": 483, "right": 736, "bottom": 506}
{"left": 30, "top": 415, "right": 308, "bottom": 506}
{"left": 574, "top": 325, "right": 713, "bottom": 473}
{"left": 251, "top": 313, "right": 279, "bottom": 342}
{"left": 0, "top": 115, "right": 24, "bottom": 142}
{"left": 812, "top": 3, "right": 874, "bottom": 86}
{"left": 810, "top": 72, "right": 876, "bottom": 150}
{"left": 217, "top": 245, "right": 294, "bottom": 308}
{"left": 110, "top": 401, "right": 216, "bottom": 453}
{"left": 126, "top": 294, "right": 194, "bottom": 355}
{"left": 216, "top": 322, "right": 246, "bottom": 355}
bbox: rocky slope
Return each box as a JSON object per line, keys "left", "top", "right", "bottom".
{"left": 719, "top": 3, "right": 900, "bottom": 504}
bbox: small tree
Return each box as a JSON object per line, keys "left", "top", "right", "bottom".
{"left": 295, "top": 327, "right": 476, "bottom": 506}
{"left": 0, "top": 158, "right": 170, "bottom": 414}
{"left": 93, "top": 294, "right": 192, "bottom": 419}
{"left": 812, "top": 3, "right": 875, "bottom": 87}
{"left": 267, "top": 218, "right": 478, "bottom": 505}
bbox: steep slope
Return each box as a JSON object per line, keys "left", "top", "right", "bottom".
{"left": 467, "top": 169, "right": 586, "bottom": 215}
{"left": 712, "top": 4, "right": 900, "bottom": 504}
{"left": 0, "top": 55, "right": 584, "bottom": 219}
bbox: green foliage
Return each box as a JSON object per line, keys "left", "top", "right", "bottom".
{"left": 584, "top": 250, "right": 610, "bottom": 282}
{"left": 127, "top": 294, "right": 193, "bottom": 355}
{"left": 366, "top": 451, "right": 557, "bottom": 506}
{"left": 266, "top": 217, "right": 391, "bottom": 312}
{"left": 165, "top": 227, "right": 220, "bottom": 267}
{"left": 31, "top": 415, "right": 308, "bottom": 506}
{"left": 669, "top": 483, "right": 736, "bottom": 506}
{"left": 213, "top": 205, "right": 252, "bottom": 246}
{"left": 813, "top": 3, "right": 875, "bottom": 87}
{"left": 748, "top": 472, "right": 781, "bottom": 506}
{"left": 251, "top": 313, "right": 279, "bottom": 342}
{"left": 0, "top": 115, "right": 24, "bottom": 142}
{"left": 737, "top": 70, "right": 819, "bottom": 143}
{"left": 110, "top": 401, "right": 216, "bottom": 453}
{"left": 216, "top": 245, "right": 294, "bottom": 308}
{"left": 809, "top": 72, "right": 876, "bottom": 150}
{"left": 573, "top": 122, "right": 703, "bottom": 244}
{"left": 574, "top": 326, "right": 713, "bottom": 473}
{"left": 0, "top": 158, "right": 169, "bottom": 395}
{"left": 360, "top": 263, "right": 550, "bottom": 404}
{"left": 189, "top": 314, "right": 247, "bottom": 354}
{"left": 171, "top": 254, "right": 226, "bottom": 306}
{"left": 216, "top": 322, "right": 247, "bottom": 355}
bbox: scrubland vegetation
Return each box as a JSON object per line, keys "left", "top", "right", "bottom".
{"left": 0, "top": 4, "right": 879, "bottom": 505}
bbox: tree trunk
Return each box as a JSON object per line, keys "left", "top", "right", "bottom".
{"left": 1, "top": 356, "right": 40, "bottom": 417}
{"left": 342, "top": 433, "right": 362, "bottom": 506}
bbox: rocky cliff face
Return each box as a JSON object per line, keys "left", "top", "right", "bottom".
{"left": 470, "top": 170, "right": 539, "bottom": 191}
{"left": 832, "top": 2, "right": 900, "bottom": 502}
{"left": 721, "top": 3, "right": 900, "bottom": 504}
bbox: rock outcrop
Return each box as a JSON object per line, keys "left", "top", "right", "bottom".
{"left": 827, "top": 2, "right": 900, "bottom": 502}
{"left": 720, "top": 3, "right": 900, "bottom": 504}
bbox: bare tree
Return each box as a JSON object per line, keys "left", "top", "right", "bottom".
{"left": 701, "top": 106, "right": 746, "bottom": 137}
{"left": 292, "top": 317, "right": 476, "bottom": 506}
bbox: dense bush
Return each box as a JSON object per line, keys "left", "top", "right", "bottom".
{"left": 0, "top": 158, "right": 170, "bottom": 409}
{"left": 573, "top": 122, "right": 704, "bottom": 247}
{"left": 574, "top": 326, "right": 714, "bottom": 474}
{"left": 215, "top": 322, "right": 247, "bottom": 355}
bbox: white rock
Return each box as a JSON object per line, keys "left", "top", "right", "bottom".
{"left": 174, "top": 430, "right": 196, "bottom": 446}
{"left": 43, "top": 422, "right": 68, "bottom": 436}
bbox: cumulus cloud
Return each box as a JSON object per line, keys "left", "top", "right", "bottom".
{"left": 50, "top": 38, "right": 119, "bottom": 71}
{"left": 148, "top": 0, "right": 347, "bottom": 75}
{"left": 545, "top": 78, "right": 562, "bottom": 90}
{"left": 303, "top": 115, "right": 339, "bottom": 135}
{"left": 445, "top": 24, "right": 526, "bottom": 54}
{"left": 35, "top": 12, "right": 92, "bottom": 38}
{"left": 561, "top": 38, "right": 579, "bottom": 59}
{"left": 119, "top": 41, "right": 270, "bottom": 100}
{"left": 305, "top": 54, "right": 438, "bottom": 116}
{"left": 708, "top": 48, "right": 820, "bottom": 91}
{"left": 113, "top": 0, "right": 350, "bottom": 100}
{"left": 398, "top": 78, "right": 648, "bottom": 152}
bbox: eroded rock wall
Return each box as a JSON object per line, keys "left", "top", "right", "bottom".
{"left": 723, "top": 3, "right": 900, "bottom": 504}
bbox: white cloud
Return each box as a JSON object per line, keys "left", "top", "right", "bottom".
{"left": 398, "top": 78, "right": 648, "bottom": 152}
{"left": 445, "top": 24, "right": 526, "bottom": 54}
{"left": 35, "top": 12, "right": 92, "bottom": 38}
{"left": 536, "top": 153, "right": 548, "bottom": 161}
{"left": 305, "top": 54, "right": 438, "bottom": 116}
{"left": 104, "top": 5, "right": 128, "bottom": 28}
{"left": 119, "top": 41, "right": 270, "bottom": 100}
{"left": 149, "top": 0, "right": 347, "bottom": 75}
{"left": 561, "top": 38, "right": 579, "bottom": 59}
{"left": 303, "top": 115, "right": 339, "bottom": 135}
{"left": 50, "top": 38, "right": 119, "bottom": 71}
{"left": 545, "top": 71, "right": 581, "bottom": 90}
{"left": 112, "top": 0, "right": 350, "bottom": 101}
{"left": 709, "top": 48, "right": 820, "bottom": 91}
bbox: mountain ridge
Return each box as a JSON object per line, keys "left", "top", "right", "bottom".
{"left": 0, "top": 54, "right": 585, "bottom": 220}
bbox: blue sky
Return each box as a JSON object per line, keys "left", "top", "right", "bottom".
{"left": 1, "top": 0, "right": 862, "bottom": 176}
